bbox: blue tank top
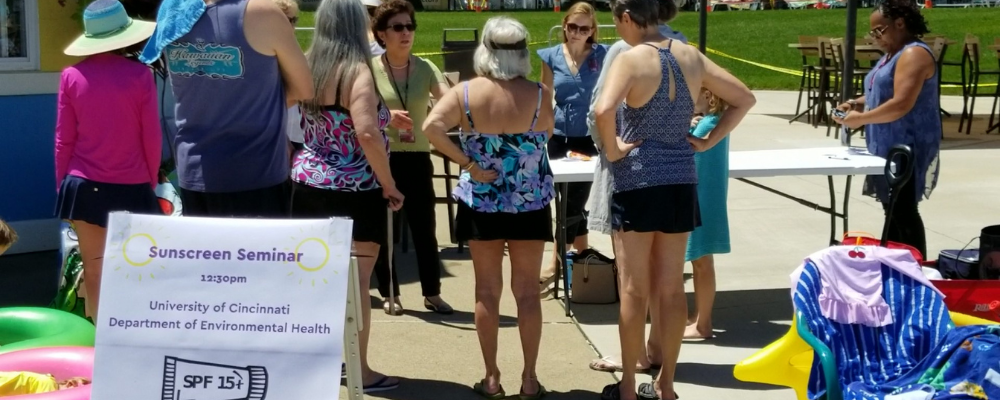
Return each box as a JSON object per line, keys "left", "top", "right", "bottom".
{"left": 165, "top": 0, "right": 287, "bottom": 193}
{"left": 863, "top": 40, "right": 941, "bottom": 204}
{"left": 613, "top": 42, "right": 696, "bottom": 193}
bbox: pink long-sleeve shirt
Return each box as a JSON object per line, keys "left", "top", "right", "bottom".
{"left": 55, "top": 53, "right": 161, "bottom": 190}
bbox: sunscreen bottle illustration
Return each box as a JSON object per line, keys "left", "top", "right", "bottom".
{"left": 161, "top": 356, "right": 267, "bottom": 400}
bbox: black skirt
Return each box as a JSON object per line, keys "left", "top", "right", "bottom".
{"left": 456, "top": 201, "right": 554, "bottom": 242}
{"left": 611, "top": 184, "right": 701, "bottom": 234}
{"left": 290, "top": 181, "right": 388, "bottom": 245}
{"left": 55, "top": 175, "right": 162, "bottom": 228}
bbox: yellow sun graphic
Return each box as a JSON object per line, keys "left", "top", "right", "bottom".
{"left": 287, "top": 226, "right": 342, "bottom": 287}
{"left": 110, "top": 220, "right": 168, "bottom": 283}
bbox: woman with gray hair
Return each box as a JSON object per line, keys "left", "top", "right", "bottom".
{"left": 289, "top": 0, "right": 403, "bottom": 393}
{"left": 423, "top": 16, "right": 555, "bottom": 400}
{"left": 595, "top": 0, "right": 755, "bottom": 398}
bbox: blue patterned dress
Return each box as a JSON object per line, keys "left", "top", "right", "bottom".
{"left": 862, "top": 40, "right": 941, "bottom": 204}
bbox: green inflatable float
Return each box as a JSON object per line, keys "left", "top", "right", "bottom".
{"left": 0, "top": 307, "right": 95, "bottom": 354}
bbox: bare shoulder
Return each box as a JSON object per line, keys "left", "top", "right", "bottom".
{"left": 244, "top": 0, "right": 285, "bottom": 25}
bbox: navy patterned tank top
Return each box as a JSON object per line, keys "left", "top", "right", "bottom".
{"left": 612, "top": 41, "right": 697, "bottom": 193}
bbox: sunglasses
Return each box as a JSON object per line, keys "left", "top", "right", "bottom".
{"left": 565, "top": 23, "right": 592, "bottom": 34}
{"left": 387, "top": 23, "right": 417, "bottom": 32}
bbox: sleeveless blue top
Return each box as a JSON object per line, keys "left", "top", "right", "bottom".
{"left": 613, "top": 41, "right": 697, "bottom": 193}
{"left": 862, "top": 40, "right": 941, "bottom": 204}
{"left": 452, "top": 83, "right": 555, "bottom": 213}
{"left": 165, "top": 0, "right": 287, "bottom": 193}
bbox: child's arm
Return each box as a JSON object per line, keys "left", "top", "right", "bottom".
{"left": 54, "top": 71, "right": 79, "bottom": 191}
{"left": 690, "top": 114, "right": 721, "bottom": 140}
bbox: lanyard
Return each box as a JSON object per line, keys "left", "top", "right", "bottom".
{"left": 868, "top": 52, "right": 893, "bottom": 93}
{"left": 384, "top": 54, "right": 410, "bottom": 111}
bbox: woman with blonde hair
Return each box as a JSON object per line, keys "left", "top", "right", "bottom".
{"left": 424, "top": 16, "right": 554, "bottom": 400}
{"left": 595, "top": 0, "right": 755, "bottom": 398}
{"left": 537, "top": 2, "right": 607, "bottom": 290}
{"left": 289, "top": 0, "right": 403, "bottom": 392}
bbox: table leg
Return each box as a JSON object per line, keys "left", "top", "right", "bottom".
{"left": 827, "top": 176, "right": 837, "bottom": 245}
{"left": 554, "top": 182, "right": 571, "bottom": 317}
{"left": 842, "top": 175, "right": 853, "bottom": 235}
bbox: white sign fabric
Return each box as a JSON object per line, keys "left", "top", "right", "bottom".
{"left": 90, "top": 213, "right": 352, "bottom": 400}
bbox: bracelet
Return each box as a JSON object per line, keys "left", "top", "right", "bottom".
{"left": 462, "top": 160, "right": 476, "bottom": 171}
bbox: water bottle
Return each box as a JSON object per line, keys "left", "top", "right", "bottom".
{"left": 566, "top": 251, "right": 576, "bottom": 289}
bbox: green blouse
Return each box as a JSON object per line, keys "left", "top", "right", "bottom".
{"left": 371, "top": 55, "right": 447, "bottom": 153}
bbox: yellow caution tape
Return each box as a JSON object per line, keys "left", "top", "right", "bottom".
{"left": 406, "top": 34, "right": 995, "bottom": 89}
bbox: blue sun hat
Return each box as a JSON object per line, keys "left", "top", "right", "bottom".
{"left": 64, "top": 0, "right": 156, "bottom": 57}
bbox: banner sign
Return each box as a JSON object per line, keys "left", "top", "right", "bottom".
{"left": 90, "top": 213, "right": 352, "bottom": 400}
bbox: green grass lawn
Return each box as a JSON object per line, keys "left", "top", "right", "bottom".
{"left": 294, "top": 8, "right": 1000, "bottom": 94}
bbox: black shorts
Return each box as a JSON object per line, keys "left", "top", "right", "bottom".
{"left": 290, "top": 181, "right": 388, "bottom": 245}
{"left": 611, "top": 184, "right": 701, "bottom": 234}
{"left": 456, "top": 202, "right": 554, "bottom": 242}
{"left": 55, "top": 175, "right": 162, "bottom": 228}
{"left": 180, "top": 180, "right": 291, "bottom": 218}
{"left": 547, "top": 135, "right": 599, "bottom": 238}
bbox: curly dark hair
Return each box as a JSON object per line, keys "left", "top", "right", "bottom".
{"left": 876, "top": 0, "right": 930, "bottom": 37}
{"left": 371, "top": 0, "right": 416, "bottom": 48}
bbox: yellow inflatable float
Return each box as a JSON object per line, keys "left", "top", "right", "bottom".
{"left": 732, "top": 311, "right": 997, "bottom": 400}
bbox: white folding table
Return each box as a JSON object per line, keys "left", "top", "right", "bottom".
{"left": 549, "top": 146, "right": 887, "bottom": 316}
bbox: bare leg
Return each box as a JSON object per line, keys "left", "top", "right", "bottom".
{"left": 614, "top": 231, "right": 655, "bottom": 400}
{"left": 73, "top": 221, "right": 107, "bottom": 320}
{"left": 684, "top": 255, "right": 716, "bottom": 339}
{"left": 650, "top": 232, "right": 690, "bottom": 400}
{"left": 354, "top": 241, "right": 398, "bottom": 388}
{"left": 470, "top": 239, "right": 506, "bottom": 394}
{"left": 540, "top": 235, "right": 589, "bottom": 286}
{"left": 508, "top": 240, "right": 545, "bottom": 395}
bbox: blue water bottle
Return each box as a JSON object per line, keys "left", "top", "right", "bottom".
{"left": 565, "top": 251, "right": 576, "bottom": 289}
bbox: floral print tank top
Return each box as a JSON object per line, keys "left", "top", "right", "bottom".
{"left": 452, "top": 82, "right": 554, "bottom": 213}
{"left": 291, "top": 84, "right": 391, "bottom": 192}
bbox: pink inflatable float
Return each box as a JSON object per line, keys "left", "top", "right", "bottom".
{"left": 0, "top": 346, "right": 92, "bottom": 400}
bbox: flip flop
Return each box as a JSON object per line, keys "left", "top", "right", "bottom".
{"left": 589, "top": 356, "right": 655, "bottom": 373}
{"left": 473, "top": 379, "right": 505, "bottom": 400}
{"left": 637, "top": 381, "right": 679, "bottom": 400}
{"left": 363, "top": 375, "right": 400, "bottom": 393}
{"left": 519, "top": 383, "right": 547, "bottom": 400}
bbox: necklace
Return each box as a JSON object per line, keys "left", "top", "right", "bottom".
{"left": 386, "top": 56, "right": 409, "bottom": 69}
{"left": 383, "top": 54, "right": 410, "bottom": 111}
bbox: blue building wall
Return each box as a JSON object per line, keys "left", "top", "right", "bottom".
{"left": 0, "top": 94, "right": 57, "bottom": 223}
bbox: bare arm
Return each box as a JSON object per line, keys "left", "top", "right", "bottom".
{"left": 594, "top": 53, "right": 635, "bottom": 161}
{"left": 698, "top": 54, "right": 756, "bottom": 149}
{"left": 540, "top": 63, "right": 555, "bottom": 137}
{"left": 245, "top": 0, "right": 313, "bottom": 105}
{"left": 857, "top": 47, "right": 935, "bottom": 125}
{"left": 423, "top": 86, "right": 471, "bottom": 166}
{"left": 347, "top": 68, "right": 394, "bottom": 189}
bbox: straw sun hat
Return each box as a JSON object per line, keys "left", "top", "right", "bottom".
{"left": 64, "top": 0, "right": 156, "bottom": 57}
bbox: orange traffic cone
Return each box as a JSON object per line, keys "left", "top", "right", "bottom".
{"left": 924, "top": 0, "right": 932, "bottom": 8}
{"left": 554, "top": 1, "right": 561, "bottom": 12}
{"left": 706, "top": 3, "right": 712, "bottom": 12}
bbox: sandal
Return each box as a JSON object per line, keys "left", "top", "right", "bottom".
{"left": 519, "top": 382, "right": 547, "bottom": 400}
{"left": 590, "top": 356, "right": 657, "bottom": 373}
{"left": 637, "top": 381, "right": 679, "bottom": 400}
{"left": 363, "top": 375, "right": 399, "bottom": 393}
{"left": 473, "top": 379, "right": 505, "bottom": 400}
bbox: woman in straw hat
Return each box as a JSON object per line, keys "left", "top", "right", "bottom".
{"left": 56, "top": 0, "right": 161, "bottom": 321}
